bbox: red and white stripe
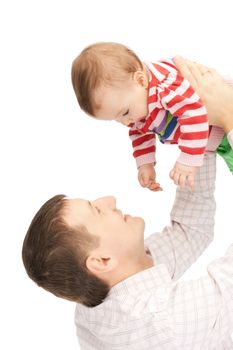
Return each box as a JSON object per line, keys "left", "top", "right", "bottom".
{"left": 129, "top": 59, "right": 224, "bottom": 168}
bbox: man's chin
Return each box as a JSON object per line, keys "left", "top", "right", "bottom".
{"left": 132, "top": 216, "right": 145, "bottom": 231}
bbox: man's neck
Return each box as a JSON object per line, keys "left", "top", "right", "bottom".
{"left": 108, "top": 250, "right": 154, "bottom": 288}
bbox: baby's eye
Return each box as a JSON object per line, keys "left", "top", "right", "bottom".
{"left": 122, "top": 109, "right": 129, "bottom": 117}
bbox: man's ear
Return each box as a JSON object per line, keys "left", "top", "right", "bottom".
{"left": 86, "top": 253, "right": 118, "bottom": 276}
{"left": 133, "top": 71, "right": 148, "bottom": 88}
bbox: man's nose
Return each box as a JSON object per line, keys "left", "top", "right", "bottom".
{"left": 93, "top": 196, "right": 116, "bottom": 209}
{"left": 105, "top": 196, "right": 116, "bottom": 208}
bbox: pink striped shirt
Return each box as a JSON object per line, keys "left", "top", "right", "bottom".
{"left": 129, "top": 59, "right": 225, "bottom": 168}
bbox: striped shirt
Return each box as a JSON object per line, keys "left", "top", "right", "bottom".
{"left": 74, "top": 154, "right": 233, "bottom": 349}
{"left": 129, "top": 59, "right": 225, "bottom": 168}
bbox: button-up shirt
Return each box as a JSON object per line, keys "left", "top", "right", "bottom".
{"left": 75, "top": 154, "right": 233, "bottom": 349}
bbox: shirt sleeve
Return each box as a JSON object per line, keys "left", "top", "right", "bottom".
{"left": 169, "top": 244, "right": 233, "bottom": 348}
{"left": 129, "top": 124, "right": 156, "bottom": 168}
{"left": 158, "top": 61, "right": 209, "bottom": 167}
{"left": 146, "top": 152, "right": 216, "bottom": 280}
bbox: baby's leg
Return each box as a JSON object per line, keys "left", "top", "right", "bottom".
{"left": 224, "top": 77, "right": 233, "bottom": 148}
{"left": 216, "top": 132, "right": 233, "bottom": 173}
{"left": 215, "top": 76, "right": 233, "bottom": 172}
{"left": 227, "top": 129, "right": 233, "bottom": 149}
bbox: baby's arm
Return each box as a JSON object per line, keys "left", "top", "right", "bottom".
{"left": 129, "top": 126, "right": 162, "bottom": 191}
{"left": 165, "top": 89, "right": 208, "bottom": 190}
{"left": 169, "top": 162, "right": 197, "bottom": 191}
{"left": 138, "top": 163, "right": 162, "bottom": 191}
{"left": 157, "top": 60, "right": 209, "bottom": 190}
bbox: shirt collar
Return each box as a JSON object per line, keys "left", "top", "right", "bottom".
{"left": 76, "top": 262, "right": 172, "bottom": 321}
{"left": 106, "top": 264, "right": 172, "bottom": 316}
{"left": 108, "top": 263, "right": 171, "bottom": 299}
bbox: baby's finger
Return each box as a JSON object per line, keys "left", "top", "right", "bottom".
{"left": 151, "top": 187, "right": 163, "bottom": 192}
{"left": 138, "top": 177, "right": 144, "bottom": 187}
{"left": 187, "top": 174, "right": 195, "bottom": 191}
{"left": 178, "top": 173, "right": 187, "bottom": 188}
{"left": 139, "top": 175, "right": 147, "bottom": 187}
{"left": 169, "top": 169, "right": 175, "bottom": 180}
{"left": 140, "top": 181, "right": 146, "bottom": 188}
{"left": 172, "top": 171, "right": 180, "bottom": 186}
{"left": 149, "top": 182, "right": 163, "bottom": 191}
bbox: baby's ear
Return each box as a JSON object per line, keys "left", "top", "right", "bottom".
{"left": 133, "top": 71, "right": 148, "bottom": 88}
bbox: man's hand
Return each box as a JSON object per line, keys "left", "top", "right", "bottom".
{"left": 173, "top": 56, "right": 233, "bottom": 133}
{"left": 169, "top": 161, "right": 197, "bottom": 191}
{"left": 138, "top": 163, "right": 162, "bottom": 191}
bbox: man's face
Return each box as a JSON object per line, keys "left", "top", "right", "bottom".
{"left": 63, "top": 196, "right": 145, "bottom": 261}
{"left": 93, "top": 71, "right": 149, "bottom": 126}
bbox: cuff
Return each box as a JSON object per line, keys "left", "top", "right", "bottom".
{"left": 177, "top": 152, "right": 204, "bottom": 167}
{"left": 136, "top": 153, "right": 156, "bottom": 168}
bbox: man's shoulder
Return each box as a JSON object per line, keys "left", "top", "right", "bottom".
{"left": 74, "top": 296, "right": 134, "bottom": 326}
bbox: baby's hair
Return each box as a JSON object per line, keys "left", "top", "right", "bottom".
{"left": 71, "top": 42, "right": 143, "bottom": 116}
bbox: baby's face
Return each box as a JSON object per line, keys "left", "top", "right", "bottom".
{"left": 93, "top": 71, "right": 149, "bottom": 126}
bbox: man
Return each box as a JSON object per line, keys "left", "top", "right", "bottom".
{"left": 22, "top": 59, "right": 233, "bottom": 349}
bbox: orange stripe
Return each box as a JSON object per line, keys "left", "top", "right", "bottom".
{"left": 181, "top": 85, "right": 195, "bottom": 99}
{"left": 132, "top": 134, "right": 154, "bottom": 147}
{"left": 173, "top": 128, "right": 181, "bottom": 142}
{"left": 179, "top": 146, "right": 206, "bottom": 155}
{"left": 153, "top": 63, "right": 170, "bottom": 76}
{"left": 179, "top": 115, "right": 208, "bottom": 125}
{"left": 133, "top": 146, "right": 155, "bottom": 158}
{"left": 179, "top": 131, "right": 209, "bottom": 140}
{"left": 175, "top": 102, "right": 205, "bottom": 116}
{"left": 129, "top": 129, "right": 141, "bottom": 136}
{"left": 148, "top": 94, "right": 157, "bottom": 104}
{"left": 160, "top": 60, "right": 176, "bottom": 70}
{"left": 141, "top": 115, "right": 156, "bottom": 132}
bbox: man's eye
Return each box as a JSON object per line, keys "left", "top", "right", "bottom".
{"left": 122, "top": 109, "right": 129, "bottom": 117}
{"left": 95, "top": 206, "right": 101, "bottom": 214}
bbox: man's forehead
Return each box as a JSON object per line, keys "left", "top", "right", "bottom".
{"left": 65, "top": 197, "right": 90, "bottom": 209}
{"left": 63, "top": 198, "right": 93, "bottom": 226}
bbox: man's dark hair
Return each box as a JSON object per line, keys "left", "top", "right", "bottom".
{"left": 22, "top": 194, "right": 109, "bottom": 307}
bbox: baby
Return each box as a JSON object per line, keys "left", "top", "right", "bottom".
{"left": 71, "top": 42, "right": 233, "bottom": 191}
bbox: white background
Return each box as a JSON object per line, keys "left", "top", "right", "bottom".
{"left": 0, "top": 0, "right": 232, "bottom": 349}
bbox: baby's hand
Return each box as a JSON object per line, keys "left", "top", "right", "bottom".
{"left": 169, "top": 162, "right": 197, "bottom": 191}
{"left": 138, "top": 163, "right": 162, "bottom": 192}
